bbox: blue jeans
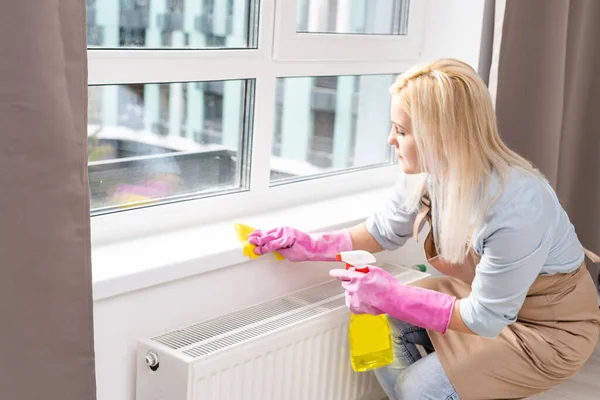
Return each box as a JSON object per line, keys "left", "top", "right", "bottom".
{"left": 373, "top": 317, "right": 460, "bottom": 400}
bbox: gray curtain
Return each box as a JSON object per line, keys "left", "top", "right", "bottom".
{"left": 495, "top": 0, "right": 600, "bottom": 260}
{"left": 0, "top": 1, "right": 97, "bottom": 399}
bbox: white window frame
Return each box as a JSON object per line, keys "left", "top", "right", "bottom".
{"left": 89, "top": 0, "right": 425, "bottom": 246}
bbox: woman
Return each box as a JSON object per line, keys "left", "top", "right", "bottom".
{"left": 248, "top": 58, "right": 600, "bottom": 399}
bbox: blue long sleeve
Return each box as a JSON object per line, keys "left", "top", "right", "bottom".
{"left": 365, "top": 172, "right": 420, "bottom": 250}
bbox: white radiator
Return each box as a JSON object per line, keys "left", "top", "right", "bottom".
{"left": 136, "top": 263, "right": 428, "bottom": 400}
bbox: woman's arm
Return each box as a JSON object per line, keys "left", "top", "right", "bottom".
{"left": 359, "top": 172, "right": 423, "bottom": 252}
{"left": 348, "top": 222, "right": 384, "bottom": 254}
{"left": 331, "top": 216, "right": 551, "bottom": 338}
{"left": 332, "top": 179, "right": 556, "bottom": 338}
{"left": 250, "top": 172, "right": 419, "bottom": 260}
{"left": 448, "top": 301, "right": 476, "bottom": 334}
{"left": 451, "top": 201, "right": 553, "bottom": 338}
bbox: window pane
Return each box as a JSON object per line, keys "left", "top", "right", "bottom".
{"left": 296, "top": 0, "right": 410, "bottom": 35}
{"left": 271, "top": 74, "right": 395, "bottom": 182}
{"left": 88, "top": 80, "right": 251, "bottom": 212}
{"left": 86, "top": 0, "right": 256, "bottom": 48}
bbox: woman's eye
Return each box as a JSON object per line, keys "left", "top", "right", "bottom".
{"left": 392, "top": 125, "right": 406, "bottom": 137}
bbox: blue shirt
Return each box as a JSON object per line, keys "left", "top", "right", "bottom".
{"left": 366, "top": 168, "right": 585, "bottom": 338}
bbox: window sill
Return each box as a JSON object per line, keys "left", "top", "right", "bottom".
{"left": 91, "top": 187, "right": 391, "bottom": 301}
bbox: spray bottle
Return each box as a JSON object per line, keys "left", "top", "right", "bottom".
{"left": 336, "top": 250, "right": 393, "bottom": 372}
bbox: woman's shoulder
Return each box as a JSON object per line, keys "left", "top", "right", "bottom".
{"left": 487, "top": 167, "right": 556, "bottom": 218}
{"left": 473, "top": 168, "right": 558, "bottom": 244}
{"left": 474, "top": 167, "right": 584, "bottom": 269}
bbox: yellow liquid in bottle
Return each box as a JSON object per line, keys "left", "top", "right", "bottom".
{"left": 348, "top": 313, "right": 393, "bottom": 372}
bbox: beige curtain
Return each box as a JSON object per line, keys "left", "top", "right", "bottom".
{"left": 0, "top": 1, "right": 97, "bottom": 399}
{"left": 494, "top": 0, "right": 600, "bottom": 285}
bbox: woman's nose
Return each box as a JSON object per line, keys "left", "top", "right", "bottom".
{"left": 387, "top": 130, "right": 397, "bottom": 147}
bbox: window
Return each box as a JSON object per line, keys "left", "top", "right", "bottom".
{"left": 87, "top": 80, "right": 251, "bottom": 212}
{"left": 274, "top": 0, "right": 423, "bottom": 61}
{"left": 296, "top": 0, "right": 410, "bottom": 35}
{"left": 86, "top": 0, "right": 257, "bottom": 49}
{"left": 271, "top": 74, "right": 396, "bottom": 182}
{"left": 88, "top": 0, "right": 423, "bottom": 239}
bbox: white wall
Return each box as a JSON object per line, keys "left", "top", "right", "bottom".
{"left": 92, "top": 2, "right": 487, "bottom": 399}
{"left": 419, "top": 0, "right": 487, "bottom": 72}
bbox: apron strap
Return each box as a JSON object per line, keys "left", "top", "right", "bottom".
{"left": 583, "top": 247, "right": 600, "bottom": 263}
{"left": 413, "top": 194, "right": 431, "bottom": 242}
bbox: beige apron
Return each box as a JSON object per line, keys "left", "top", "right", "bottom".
{"left": 409, "top": 194, "right": 600, "bottom": 400}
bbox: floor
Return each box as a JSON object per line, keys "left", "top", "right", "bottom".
{"left": 530, "top": 341, "right": 600, "bottom": 399}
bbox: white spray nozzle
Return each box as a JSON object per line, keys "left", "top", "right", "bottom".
{"left": 336, "top": 250, "right": 376, "bottom": 273}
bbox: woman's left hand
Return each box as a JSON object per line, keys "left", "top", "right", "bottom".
{"left": 329, "top": 266, "right": 397, "bottom": 315}
{"left": 330, "top": 265, "right": 458, "bottom": 334}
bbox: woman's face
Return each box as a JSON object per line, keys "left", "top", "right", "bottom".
{"left": 388, "top": 96, "right": 421, "bottom": 174}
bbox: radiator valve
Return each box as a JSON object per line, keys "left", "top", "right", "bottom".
{"left": 145, "top": 351, "right": 160, "bottom": 371}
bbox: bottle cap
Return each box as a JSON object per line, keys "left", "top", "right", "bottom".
{"left": 335, "top": 253, "right": 370, "bottom": 273}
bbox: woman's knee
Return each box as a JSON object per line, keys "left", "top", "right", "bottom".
{"left": 387, "top": 317, "right": 433, "bottom": 350}
{"left": 393, "top": 354, "right": 459, "bottom": 400}
{"left": 395, "top": 377, "right": 459, "bottom": 400}
{"left": 387, "top": 316, "right": 421, "bottom": 336}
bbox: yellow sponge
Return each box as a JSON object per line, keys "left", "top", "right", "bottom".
{"left": 234, "top": 223, "right": 285, "bottom": 261}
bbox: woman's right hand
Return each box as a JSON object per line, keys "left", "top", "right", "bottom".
{"left": 248, "top": 227, "right": 353, "bottom": 262}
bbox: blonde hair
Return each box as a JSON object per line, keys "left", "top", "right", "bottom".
{"left": 390, "top": 58, "right": 540, "bottom": 264}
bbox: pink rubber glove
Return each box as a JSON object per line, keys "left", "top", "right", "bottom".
{"left": 329, "top": 266, "right": 456, "bottom": 334}
{"left": 248, "top": 227, "right": 353, "bottom": 262}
